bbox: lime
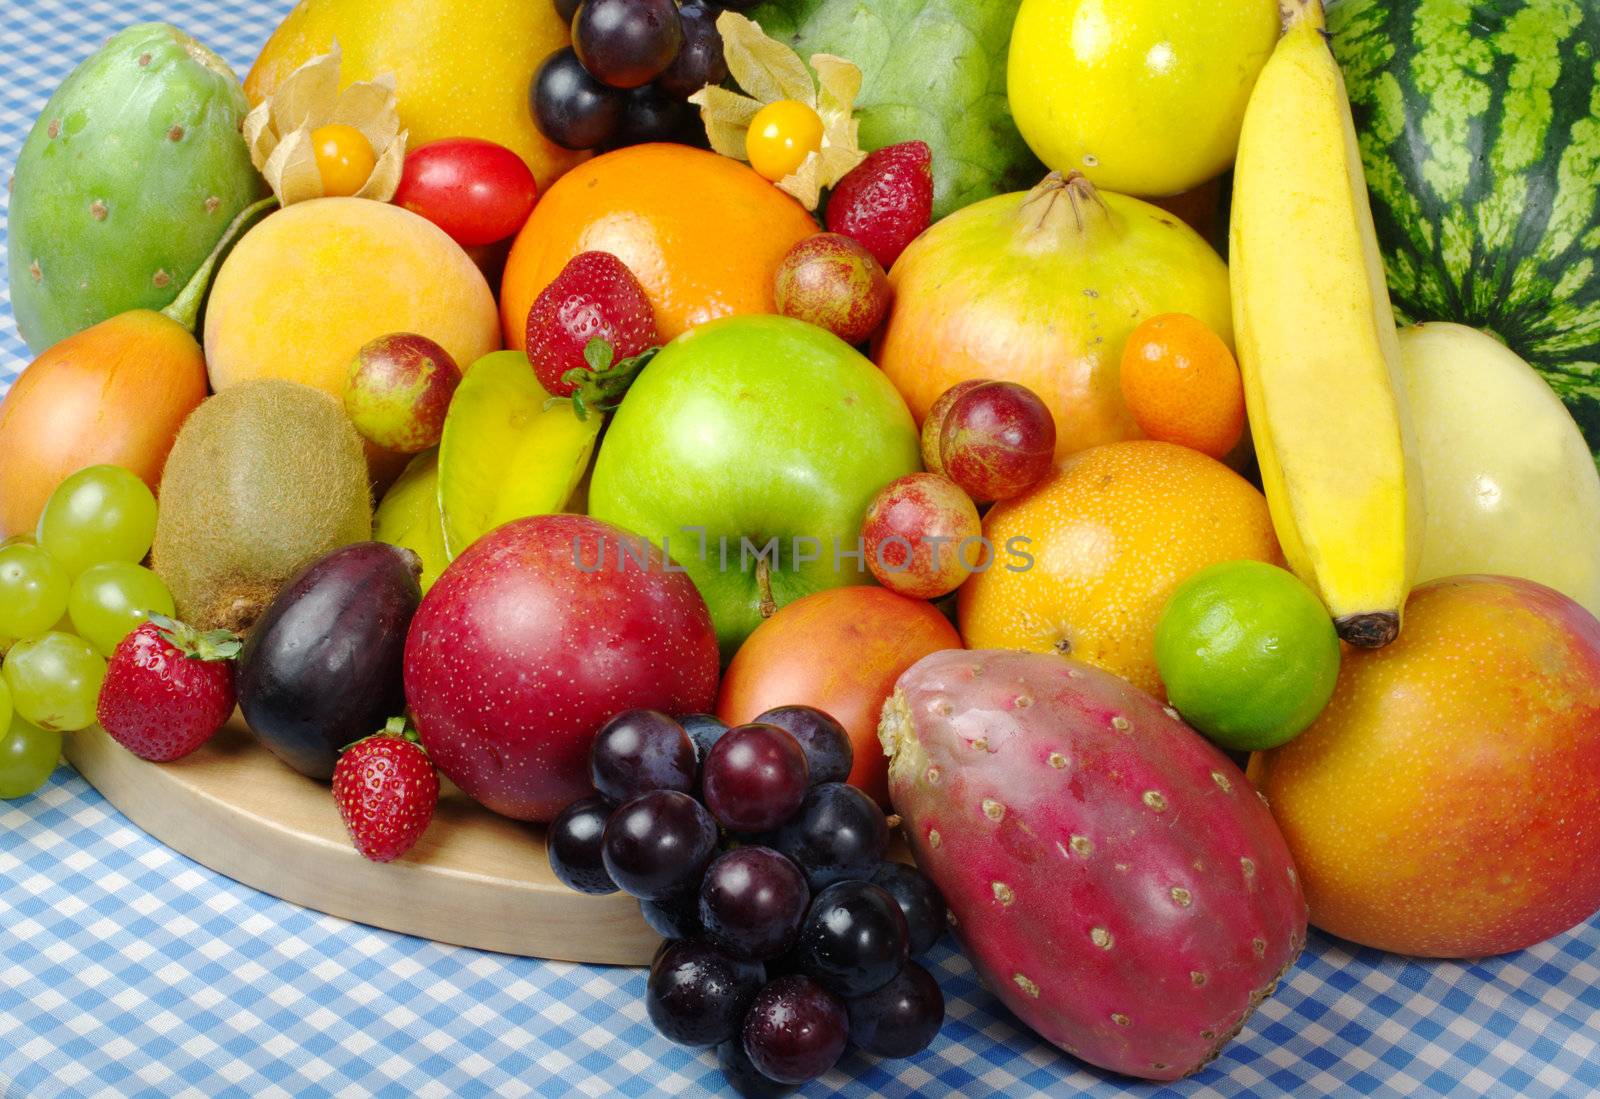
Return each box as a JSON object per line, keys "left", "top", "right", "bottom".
{"left": 1155, "top": 560, "right": 1340, "bottom": 751}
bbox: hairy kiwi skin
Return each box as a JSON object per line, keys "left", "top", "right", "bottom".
{"left": 153, "top": 379, "right": 373, "bottom": 632}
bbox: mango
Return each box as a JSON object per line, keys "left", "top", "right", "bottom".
{"left": 246, "top": 0, "right": 586, "bottom": 193}
{"left": 203, "top": 198, "right": 500, "bottom": 404}
{"left": 1251, "top": 575, "right": 1600, "bottom": 958}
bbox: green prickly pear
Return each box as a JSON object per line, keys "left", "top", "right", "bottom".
{"left": 8, "top": 22, "right": 267, "bottom": 353}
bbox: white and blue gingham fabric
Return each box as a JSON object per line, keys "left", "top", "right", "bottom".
{"left": 3, "top": 2, "right": 1600, "bottom": 1096}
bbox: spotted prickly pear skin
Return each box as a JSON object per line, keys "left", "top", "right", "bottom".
{"left": 8, "top": 22, "right": 267, "bottom": 352}
{"left": 880, "top": 648, "right": 1307, "bottom": 1082}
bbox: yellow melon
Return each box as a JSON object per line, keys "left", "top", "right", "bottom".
{"left": 246, "top": 0, "right": 586, "bottom": 193}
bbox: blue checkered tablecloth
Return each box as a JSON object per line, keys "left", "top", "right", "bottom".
{"left": 3, "top": 1, "right": 1600, "bottom": 1096}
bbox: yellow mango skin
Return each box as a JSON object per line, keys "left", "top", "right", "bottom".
{"left": 246, "top": 0, "right": 586, "bottom": 193}
{"left": 1008, "top": 0, "right": 1278, "bottom": 196}
{"left": 1250, "top": 576, "right": 1600, "bottom": 958}
{"left": 203, "top": 199, "right": 500, "bottom": 404}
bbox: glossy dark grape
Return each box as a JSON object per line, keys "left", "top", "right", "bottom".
{"left": 794, "top": 880, "right": 909, "bottom": 997}
{"left": 647, "top": 939, "right": 765, "bottom": 1047}
{"left": 640, "top": 888, "right": 704, "bottom": 939}
{"left": 771, "top": 782, "right": 888, "bottom": 889}
{"left": 573, "top": 0, "right": 684, "bottom": 90}
{"left": 553, "top": 0, "right": 582, "bottom": 22}
{"left": 590, "top": 709, "right": 696, "bottom": 803}
{"left": 657, "top": 2, "right": 728, "bottom": 100}
{"left": 699, "top": 847, "right": 810, "bottom": 961}
{"left": 717, "top": 1037, "right": 794, "bottom": 1098}
{"left": 752, "top": 705, "right": 853, "bottom": 787}
{"left": 531, "top": 47, "right": 624, "bottom": 150}
{"left": 741, "top": 975, "right": 849, "bottom": 1085}
{"left": 601, "top": 790, "right": 718, "bottom": 900}
{"left": 871, "top": 862, "right": 947, "bottom": 956}
{"left": 547, "top": 796, "right": 617, "bottom": 894}
{"left": 680, "top": 712, "right": 729, "bottom": 767}
{"left": 702, "top": 724, "right": 810, "bottom": 833}
{"left": 845, "top": 960, "right": 944, "bottom": 1058}
{"left": 613, "top": 85, "right": 701, "bottom": 148}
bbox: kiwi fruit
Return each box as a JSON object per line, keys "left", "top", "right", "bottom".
{"left": 154, "top": 379, "right": 373, "bottom": 632}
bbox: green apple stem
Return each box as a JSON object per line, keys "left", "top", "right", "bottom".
{"left": 756, "top": 557, "right": 777, "bottom": 619}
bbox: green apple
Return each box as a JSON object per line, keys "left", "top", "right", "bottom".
{"left": 589, "top": 315, "right": 921, "bottom": 654}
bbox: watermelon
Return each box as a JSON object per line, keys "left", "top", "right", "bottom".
{"left": 1329, "top": 0, "right": 1600, "bottom": 464}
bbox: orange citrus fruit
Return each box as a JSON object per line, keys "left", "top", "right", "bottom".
{"left": 499, "top": 144, "right": 820, "bottom": 346}
{"left": 1119, "top": 312, "right": 1245, "bottom": 459}
{"left": 957, "top": 440, "right": 1282, "bottom": 696}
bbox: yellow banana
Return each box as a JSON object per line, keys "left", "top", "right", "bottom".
{"left": 1229, "top": 0, "right": 1423, "bottom": 647}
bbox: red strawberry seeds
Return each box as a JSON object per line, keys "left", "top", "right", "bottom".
{"left": 525, "top": 250, "right": 659, "bottom": 413}
{"left": 332, "top": 718, "right": 440, "bottom": 863}
{"left": 825, "top": 141, "right": 934, "bottom": 271}
{"left": 97, "top": 615, "right": 241, "bottom": 763}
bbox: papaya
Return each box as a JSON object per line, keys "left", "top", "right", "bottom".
{"left": 0, "top": 200, "right": 275, "bottom": 540}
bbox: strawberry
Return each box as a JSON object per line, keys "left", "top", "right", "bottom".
{"left": 332, "top": 717, "right": 439, "bottom": 863}
{"left": 524, "top": 250, "right": 660, "bottom": 419}
{"left": 97, "top": 615, "right": 240, "bottom": 763}
{"left": 825, "top": 141, "right": 934, "bottom": 271}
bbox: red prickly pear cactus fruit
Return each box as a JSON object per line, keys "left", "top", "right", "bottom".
{"left": 879, "top": 648, "right": 1308, "bottom": 1081}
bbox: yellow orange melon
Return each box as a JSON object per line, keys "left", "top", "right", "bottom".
{"left": 246, "top": 0, "right": 585, "bottom": 193}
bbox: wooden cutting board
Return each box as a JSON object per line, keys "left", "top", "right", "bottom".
{"left": 62, "top": 716, "right": 660, "bottom": 965}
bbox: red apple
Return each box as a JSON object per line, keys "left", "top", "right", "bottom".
{"left": 717, "top": 586, "right": 962, "bottom": 804}
{"left": 774, "top": 233, "right": 891, "bottom": 345}
{"left": 403, "top": 514, "right": 719, "bottom": 821}
{"left": 861, "top": 473, "right": 982, "bottom": 599}
{"left": 920, "top": 379, "right": 985, "bottom": 475}
{"left": 345, "top": 333, "right": 462, "bottom": 454}
{"left": 940, "top": 380, "right": 1057, "bottom": 501}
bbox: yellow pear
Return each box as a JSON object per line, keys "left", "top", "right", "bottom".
{"left": 246, "top": 0, "right": 587, "bottom": 192}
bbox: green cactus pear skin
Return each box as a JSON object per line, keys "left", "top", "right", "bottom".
{"left": 8, "top": 23, "right": 267, "bottom": 352}
{"left": 879, "top": 649, "right": 1307, "bottom": 1082}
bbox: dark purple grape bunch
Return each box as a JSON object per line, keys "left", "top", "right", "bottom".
{"left": 547, "top": 704, "right": 949, "bottom": 1096}
{"left": 533, "top": 0, "right": 736, "bottom": 153}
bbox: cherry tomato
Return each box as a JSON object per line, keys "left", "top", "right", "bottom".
{"left": 310, "top": 124, "right": 376, "bottom": 196}
{"left": 746, "top": 99, "right": 824, "bottom": 182}
{"left": 392, "top": 138, "right": 539, "bottom": 248}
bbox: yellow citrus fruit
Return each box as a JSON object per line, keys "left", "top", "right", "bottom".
{"left": 958, "top": 440, "right": 1282, "bottom": 695}
{"left": 1008, "top": 0, "right": 1279, "bottom": 196}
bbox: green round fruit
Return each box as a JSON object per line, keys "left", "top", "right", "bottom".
{"left": 37, "top": 465, "right": 158, "bottom": 576}
{"left": 0, "top": 715, "right": 63, "bottom": 800}
{"left": 1155, "top": 560, "right": 1340, "bottom": 752}
{"left": 2, "top": 631, "right": 107, "bottom": 733}
{"left": 589, "top": 314, "right": 921, "bottom": 656}
{"left": 0, "top": 541, "right": 70, "bottom": 640}
{"left": 68, "top": 562, "right": 176, "bottom": 657}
